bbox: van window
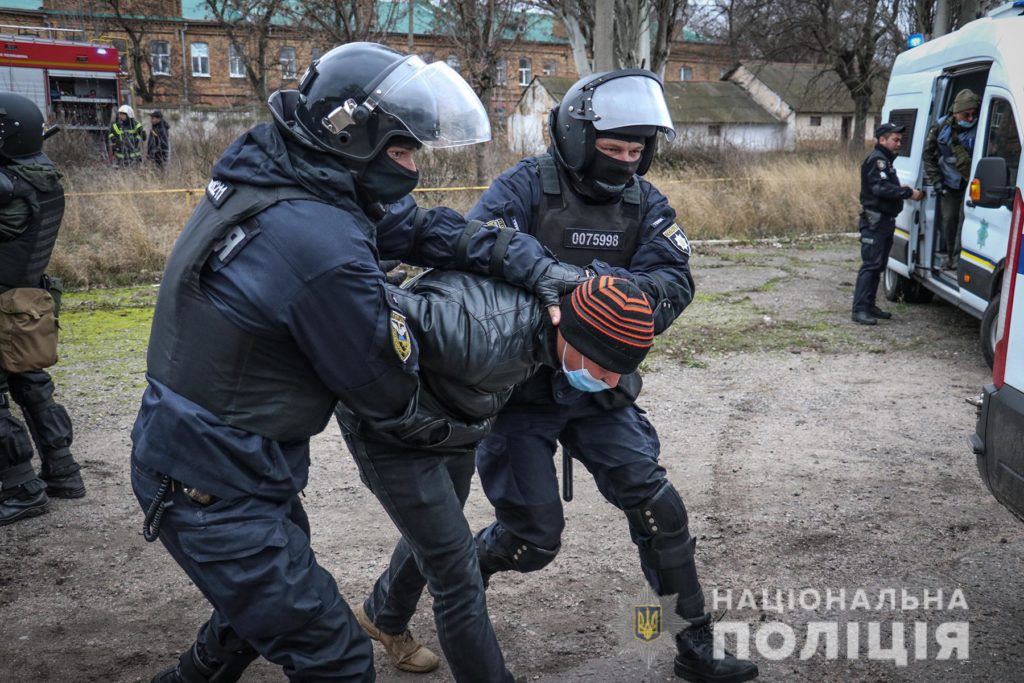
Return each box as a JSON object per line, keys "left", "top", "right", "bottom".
{"left": 889, "top": 108, "right": 917, "bottom": 157}
{"left": 984, "top": 98, "right": 1021, "bottom": 187}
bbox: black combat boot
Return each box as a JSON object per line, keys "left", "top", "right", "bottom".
{"left": 869, "top": 306, "right": 893, "bottom": 320}
{"left": 674, "top": 618, "right": 758, "bottom": 683}
{"left": 40, "top": 452, "right": 86, "bottom": 499}
{"left": 0, "top": 481, "right": 49, "bottom": 526}
{"left": 151, "top": 642, "right": 258, "bottom": 683}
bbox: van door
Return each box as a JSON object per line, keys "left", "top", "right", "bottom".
{"left": 960, "top": 90, "right": 1020, "bottom": 315}
{"left": 914, "top": 74, "right": 953, "bottom": 271}
{"left": 886, "top": 71, "right": 942, "bottom": 276}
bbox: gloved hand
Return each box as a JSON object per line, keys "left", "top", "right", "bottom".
{"left": 529, "top": 259, "right": 593, "bottom": 309}
{"left": 379, "top": 259, "right": 408, "bottom": 286}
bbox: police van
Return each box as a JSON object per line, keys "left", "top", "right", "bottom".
{"left": 880, "top": 2, "right": 1023, "bottom": 366}
{"left": 971, "top": 177, "right": 1024, "bottom": 521}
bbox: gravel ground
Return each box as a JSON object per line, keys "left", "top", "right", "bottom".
{"left": 1, "top": 238, "right": 1020, "bottom": 683}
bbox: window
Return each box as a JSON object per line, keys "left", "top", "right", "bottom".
{"left": 518, "top": 57, "right": 531, "bottom": 86}
{"left": 420, "top": 52, "right": 433, "bottom": 64}
{"left": 150, "top": 40, "right": 170, "bottom": 76}
{"left": 496, "top": 57, "right": 507, "bottom": 86}
{"left": 984, "top": 98, "right": 1021, "bottom": 187}
{"left": 447, "top": 53, "right": 460, "bottom": 73}
{"left": 708, "top": 125, "right": 722, "bottom": 137}
{"left": 888, "top": 108, "right": 918, "bottom": 158}
{"left": 229, "top": 43, "right": 245, "bottom": 78}
{"left": 280, "top": 47, "right": 297, "bottom": 79}
{"left": 679, "top": 66, "right": 693, "bottom": 81}
{"left": 112, "top": 38, "right": 128, "bottom": 73}
{"left": 809, "top": 115, "right": 822, "bottom": 127}
{"left": 542, "top": 60, "right": 556, "bottom": 76}
{"left": 311, "top": 48, "right": 324, "bottom": 62}
{"left": 190, "top": 42, "right": 209, "bottom": 77}
{"left": 720, "top": 67, "right": 729, "bottom": 79}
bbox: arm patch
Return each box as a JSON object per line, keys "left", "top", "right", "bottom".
{"left": 662, "top": 223, "right": 691, "bottom": 255}
{"left": 390, "top": 310, "right": 412, "bottom": 362}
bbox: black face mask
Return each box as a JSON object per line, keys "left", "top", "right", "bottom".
{"left": 359, "top": 151, "right": 419, "bottom": 205}
{"left": 583, "top": 151, "right": 640, "bottom": 200}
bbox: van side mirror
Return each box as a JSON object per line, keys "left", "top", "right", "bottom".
{"left": 970, "top": 157, "right": 1013, "bottom": 208}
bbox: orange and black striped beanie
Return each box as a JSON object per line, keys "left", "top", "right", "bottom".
{"left": 558, "top": 276, "right": 655, "bottom": 374}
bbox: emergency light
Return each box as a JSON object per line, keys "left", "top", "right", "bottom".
{"left": 907, "top": 33, "right": 925, "bottom": 48}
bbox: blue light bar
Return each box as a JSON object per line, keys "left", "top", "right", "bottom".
{"left": 907, "top": 33, "right": 925, "bottom": 48}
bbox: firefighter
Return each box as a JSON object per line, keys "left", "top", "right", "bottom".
{"left": 0, "top": 92, "right": 86, "bottom": 526}
{"left": 109, "top": 103, "right": 145, "bottom": 167}
{"left": 131, "top": 42, "right": 589, "bottom": 683}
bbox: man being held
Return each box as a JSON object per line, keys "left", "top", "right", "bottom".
{"left": 132, "top": 42, "right": 588, "bottom": 683}
{"left": 853, "top": 122, "right": 924, "bottom": 325}
{"left": 339, "top": 274, "right": 655, "bottom": 683}
{"left": 923, "top": 88, "right": 980, "bottom": 270}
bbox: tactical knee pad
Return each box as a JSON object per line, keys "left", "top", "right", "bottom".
{"left": 476, "top": 525, "right": 560, "bottom": 578}
{"left": 0, "top": 414, "right": 35, "bottom": 473}
{"left": 625, "top": 483, "right": 701, "bottom": 599}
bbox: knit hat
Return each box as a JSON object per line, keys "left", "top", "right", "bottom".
{"left": 953, "top": 89, "right": 980, "bottom": 114}
{"left": 558, "top": 276, "right": 655, "bottom": 375}
{"left": 150, "top": 110, "right": 163, "bottom": 119}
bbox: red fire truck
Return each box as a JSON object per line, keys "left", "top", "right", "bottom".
{"left": 0, "top": 27, "right": 123, "bottom": 139}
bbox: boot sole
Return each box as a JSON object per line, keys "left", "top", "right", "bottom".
{"left": 46, "top": 486, "right": 86, "bottom": 499}
{"left": 0, "top": 502, "right": 50, "bottom": 526}
{"left": 674, "top": 658, "right": 759, "bottom": 683}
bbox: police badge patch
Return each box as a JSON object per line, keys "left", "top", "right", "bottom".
{"left": 390, "top": 311, "right": 412, "bottom": 362}
{"left": 662, "top": 223, "right": 691, "bottom": 255}
{"left": 876, "top": 159, "right": 887, "bottom": 170}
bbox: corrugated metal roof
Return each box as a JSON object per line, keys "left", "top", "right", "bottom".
{"left": 740, "top": 62, "right": 884, "bottom": 113}
{"left": 534, "top": 77, "right": 779, "bottom": 125}
{"left": 0, "top": 0, "right": 43, "bottom": 10}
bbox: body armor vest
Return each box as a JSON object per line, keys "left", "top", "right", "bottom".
{"left": 147, "top": 182, "right": 357, "bottom": 443}
{"left": 0, "top": 166, "right": 65, "bottom": 289}
{"left": 533, "top": 154, "right": 643, "bottom": 268}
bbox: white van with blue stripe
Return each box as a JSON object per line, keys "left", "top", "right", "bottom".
{"left": 881, "top": 2, "right": 1023, "bottom": 365}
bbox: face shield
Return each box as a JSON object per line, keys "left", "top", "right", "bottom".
{"left": 588, "top": 75, "right": 676, "bottom": 141}
{"left": 365, "top": 56, "right": 491, "bottom": 149}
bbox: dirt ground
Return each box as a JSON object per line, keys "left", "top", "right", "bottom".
{"left": 2, "top": 238, "right": 1022, "bottom": 682}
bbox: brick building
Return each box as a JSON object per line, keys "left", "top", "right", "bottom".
{"left": 0, "top": 0, "right": 731, "bottom": 122}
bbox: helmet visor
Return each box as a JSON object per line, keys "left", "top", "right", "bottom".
{"left": 590, "top": 75, "right": 676, "bottom": 141}
{"left": 368, "top": 57, "right": 492, "bottom": 149}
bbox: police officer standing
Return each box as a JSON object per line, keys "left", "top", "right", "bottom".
{"left": 132, "top": 42, "right": 588, "bottom": 683}
{"left": 852, "top": 122, "right": 924, "bottom": 325}
{"left": 0, "top": 93, "right": 86, "bottom": 526}
{"left": 359, "top": 69, "right": 755, "bottom": 682}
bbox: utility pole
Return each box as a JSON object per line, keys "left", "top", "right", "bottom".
{"left": 593, "top": 0, "right": 615, "bottom": 71}
{"left": 407, "top": 0, "right": 414, "bottom": 52}
{"left": 933, "top": 0, "right": 950, "bottom": 36}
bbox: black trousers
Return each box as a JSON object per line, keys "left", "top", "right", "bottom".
{"left": 0, "top": 368, "right": 73, "bottom": 473}
{"left": 852, "top": 214, "right": 895, "bottom": 314}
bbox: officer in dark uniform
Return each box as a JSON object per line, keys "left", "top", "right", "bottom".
{"left": 341, "top": 274, "right": 656, "bottom": 683}
{"left": 852, "top": 122, "right": 924, "bottom": 325}
{"left": 361, "top": 69, "right": 755, "bottom": 682}
{"left": 0, "top": 93, "right": 86, "bottom": 526}
{"left": 132, "top": 42, "right": 589, "bottom": 683}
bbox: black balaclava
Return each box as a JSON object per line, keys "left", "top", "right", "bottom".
{"left": 580, "top": 130, "right": 647, "bottom": 201}
{"left": 359, "top": 136, "right": 422, "bottom": 205}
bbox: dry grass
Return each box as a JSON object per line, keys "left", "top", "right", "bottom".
{"left": 47, "top": 124, "right": 860, "bottom": 287}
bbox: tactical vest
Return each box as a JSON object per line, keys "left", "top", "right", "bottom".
{"left": 147, "top": 182, "right": 354, "bottom": 443}
{"left": 533, "top": 154, "right": 643, "bottom": 268}
{"left": 0, "top": 166, "right": 65, "bottom": 289}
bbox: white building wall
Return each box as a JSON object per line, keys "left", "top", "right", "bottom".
{"left": 729, "top": 66, "right": 796, "bottom": 151}
{"left": 670, "top": 123, "right": 787, "bottom": 151}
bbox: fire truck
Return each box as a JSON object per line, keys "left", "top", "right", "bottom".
{"left": 0, "top": 27, "right": 123, "bottom": 143}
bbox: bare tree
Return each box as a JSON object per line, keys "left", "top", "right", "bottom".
{"left": 429, "top": 0, "right": 525, "bottom": 182}
{"left": 287, "top": 0, "right": 404, "bottom": 47}
{"left": 91, "top": 0, "right": 168, "bottom": 103}
{"left": 204, "top": 0, "right": 285, "bottom": 103}
{"left": 649, "top": 0, "right": 689, "bottom": 76}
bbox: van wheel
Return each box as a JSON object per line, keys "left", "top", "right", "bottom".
{"left": 981, "top": 291, "right": 1001, "bottom": 369}
{"left": 905, "top": 280, "right": 934, "bottom": 304}
{"left": 883, "top": 267, "right": 905, "bottom": 302}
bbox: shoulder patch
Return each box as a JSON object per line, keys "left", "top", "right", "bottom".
{"left": 390, "top": 311, "right": 412, "bottom": 362}
{"left": 661, "top": 223, "right": 691, "bottom": 255}
{"left": 876, "top": 159, "right": 886, "bottom": 170}
{"left": 206, "top": 179, "right": 234, "bottom": 207}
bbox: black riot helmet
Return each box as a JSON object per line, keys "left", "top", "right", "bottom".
{"left": 0, "top": 92, "right": 45, "bottom": 161}
{"left": 549, "top": 69, "right": 676, "bottom": 178}
{"left": 290, "top": 42, "right": 490, "bottom": 166}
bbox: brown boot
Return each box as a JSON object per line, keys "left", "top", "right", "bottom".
{"left": 354, "top": 605, "right": 440, "bottom": 673}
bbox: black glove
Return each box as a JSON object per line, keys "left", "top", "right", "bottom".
{"left": 528, "top": 260, "right": 593, "bottom": 308}
{"left": 379, "top": 259, "right": 408, "bottom": 286}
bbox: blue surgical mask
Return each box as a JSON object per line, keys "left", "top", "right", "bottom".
{"left": 561, "top": 345, "right": 611, "bottom": 392}
{"left": 957, "top": 119, "right": 976, "bottom": 129}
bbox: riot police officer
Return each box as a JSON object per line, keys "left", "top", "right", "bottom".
{"left": 852, "top": 122, "right": 924, "bottom": 325}
{"left": 361, "top": 69, "right": 755, "bottom": 681}
{"left": 132, "top": 42, "right": 588, "bottom": 683}
{"left": 0, "top": 92, "right": 86, "bottom": 527}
